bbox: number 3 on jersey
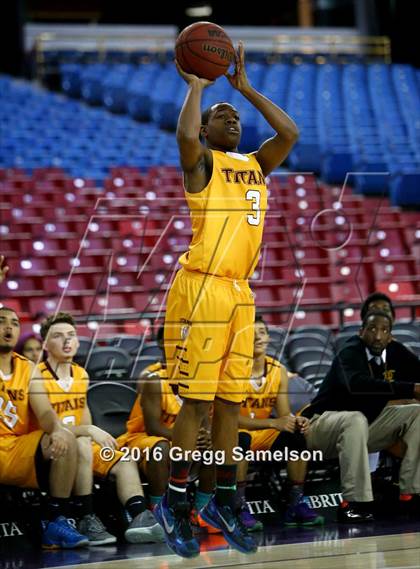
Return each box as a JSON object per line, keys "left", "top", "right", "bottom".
{"left": 246, "top": 190, "right": 261, "bottom": 226}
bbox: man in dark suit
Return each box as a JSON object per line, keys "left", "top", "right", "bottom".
{"left": 302, "top": 310, "right": 420, "bottom": 522}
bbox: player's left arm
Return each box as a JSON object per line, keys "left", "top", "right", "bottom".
{"left": 226, "top": 42, "right": 299, "bottom": 176}
{"left": 275, "top": 365, "right": 292, "bottom": 417}
{"left": 275, "top": 365, "right": 309, "bottom": 434}
{"left": 66, "top": 405, "right": 118, "bottom": 449}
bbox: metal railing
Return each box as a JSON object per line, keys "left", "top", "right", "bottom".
{"left": 33, "top": 29, "right": 392, "bottom": 81}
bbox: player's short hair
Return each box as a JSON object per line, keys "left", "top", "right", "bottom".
{"left": 360, "top": 292, "right": 395, "bottom": 321}
{"left": 255, "top": 314, "right": 268, "bottom": 332}
{"left": 40, "top": 312, "right": 76, "bottom": 341}
{"left": 361, "top": 310, "right": 393, "bottom": 330}
{"left": 0, "top": 306, "right": 19, "bottom": 318}
{"left": 201, "top": 102, "right": 231, "bottom": 126}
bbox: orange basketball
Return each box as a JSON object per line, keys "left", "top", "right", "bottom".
{"left": 175, "top": 22, "right": 235, "bottom": 81}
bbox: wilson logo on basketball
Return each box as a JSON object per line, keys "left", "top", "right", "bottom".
{"left": 207, "top": 29, "right": 225, "bottom": 38}
{"left": 202, "top": 44, "right": 234, "bottom": 62}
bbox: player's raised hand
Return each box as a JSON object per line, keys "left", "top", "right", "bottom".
{"left": 0, "top": 256, "right": 9, "bottom": 285}
{"left": 175, "top": 59, "right": 214, "bottom": 88}
{"left": 225, "top": 42, "right": 251, "bottom": 93}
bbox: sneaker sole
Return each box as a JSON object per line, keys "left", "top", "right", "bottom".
{"left": 88, "top": 536, "right": 117, "bottom": 546}
{"left": 125, "top": 522, "right": 170, "bottom": 544}
{"left": 42, "top": 539, "right": 89, "bottom": 549}
{"left": 125, "top": 527, "right": 157, "bottom": 544}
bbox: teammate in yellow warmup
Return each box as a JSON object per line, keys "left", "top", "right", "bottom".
{"left": 0, "top": 304, "right": 88, "bottom": 548}
{"left": 237, "top": 316, "right": 324, "bottom": 529}
{"left": 38, "top": 312, "right": 163, "bottom": 544}
{"left": 155, "top": 42, "right": 299, "bottom": 557}
{"left": 118, "top": 364, "right": 217, "bottom": 533}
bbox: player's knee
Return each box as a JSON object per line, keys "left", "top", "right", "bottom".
{"left": 343, "top": 411, "right": 368, "bottom": 434}
{"left": 111, "top": 456, "right": 137, "bottom": 478}
{"left": 76, "top": 436, "right": 93, "bottom": 465}
{"left": 43, "top": 428, "right": 77, "bottom": 462}
{"left": 155, "top": 441, "right": 170, "bottom": 463}
{"left": 410, "top": 405, "right": 420, "bottom": 421}
{"left": 57, "top": 427, "right": 77, "bottom": 452}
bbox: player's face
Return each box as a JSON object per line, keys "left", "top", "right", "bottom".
{"left": 0, "top": 309, "right": 20, "bottom": 353}
{"left": 45, "top": 323, "right": 79, "bottom": 362}
{"left": 204, "top": 104, "right": 241, "bottom": 150}
{"left": 253, "top": 322, "right": 269, "bottom": 357}
{"left": 367, "top": 300, "right": 394, "bottom": 322}
{"left": 359, "top": 315, "right": 391, "bottom": 356}
{"left": 23, "top": 337, "right": 42, "bottom": 363}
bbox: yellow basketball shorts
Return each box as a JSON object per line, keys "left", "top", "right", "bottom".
{"left": 117, "top": 431, "right": 167, "bottom": 454}
{"left": 0, "top": 430, "right": 44, "bottom": 488}
{"left": 248, "top": 428, "right": 280, "bottom": 451}
{"left": 164, "top": 268, "right": 255, "bottom": 403}
{"left": 116, "top": 431, "right": 169, "bottom": 472}
{"left": 92, "top": 442, "right": 124, "bottom": 479}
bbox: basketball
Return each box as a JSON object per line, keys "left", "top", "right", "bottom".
{"left": 175, "top": 22, "right": 235, "bottom": 81}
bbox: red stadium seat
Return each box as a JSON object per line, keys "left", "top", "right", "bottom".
{"left": 82, "top": 293, "right": 135, "bottom": 316}
{"left": 42, "top": 275, "right": 94, "bottom": 295}
{"left": 28, "top": 296, "right": 82, "bottom": 317}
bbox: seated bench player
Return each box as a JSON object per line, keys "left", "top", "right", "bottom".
{"left": 0, "top": 304, "right": 89, "bottom": 549}
{"left": 37, "top": 312, "right": 163, "bottom": 544}
{"left": 237, "top": 316, "right": 324, "bottom": 528}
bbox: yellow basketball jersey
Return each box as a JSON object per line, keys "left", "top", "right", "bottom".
{"left": 179, "top": 150, "right": 267, "bottom": 279}
{"left": 240, "top": 356, "right": 285, "bottom": 420}
{"left": 126, "top": 369, "right": 181, "bottom": 435}
{"left": 143, "top": 361, "right": 163, "bottom": 375}
{"left": 0, "top": 353, "right": 33, "bottom": 436}
{"left": 37, "top": 361, "right": 89, "bottom": 427}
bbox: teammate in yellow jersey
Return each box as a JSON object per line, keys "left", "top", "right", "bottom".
{"left": 156, "top": 42, "right": 299, "bottom": 558}
{"left": 237, "top": 316, "right": 324, "bottom": 528}
{"left": 119, "top": 325, "right": 216, "bottom": 531}
{"left": 38, "top": 312, "right": 163, "bottom": 544}
{"left": 118, "top": 367, "right": 180, "bottom": 500}
{"left": 0, "top": 304, "right": 89, "bottom": 549}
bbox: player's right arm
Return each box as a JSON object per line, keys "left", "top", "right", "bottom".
{"left": 175, "top": 61, "right": 213, "bottom": 193}
{"left": 29, "top": 370, "right": 69, "bottom": 457}
{"left": 141, "top": 373, "right": 172, "bottom": 440}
